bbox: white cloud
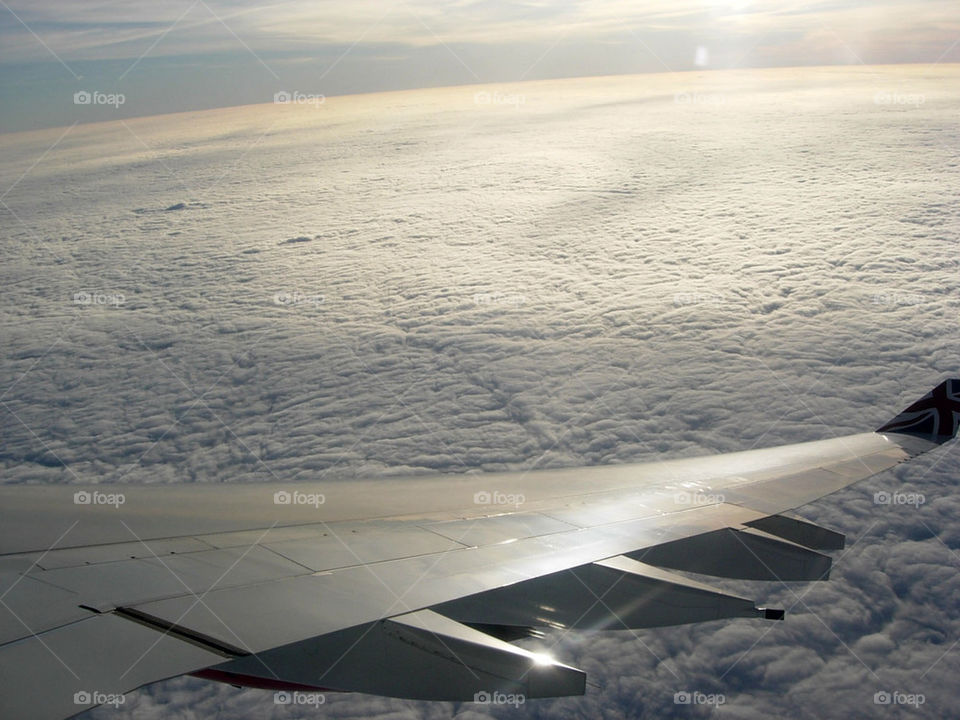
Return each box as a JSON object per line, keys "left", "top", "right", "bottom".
{"left": 1, "top": 65, "right": 959, "bottom": 718}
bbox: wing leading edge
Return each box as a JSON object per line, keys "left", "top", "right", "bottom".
{"left": 0, "top": 379, "right": 956, "bottom": 718}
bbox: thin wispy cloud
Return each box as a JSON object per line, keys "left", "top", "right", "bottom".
{"left": 1, "top": 1, "right": 958, "bottom": 63}
{"left": 1, "top": 0, "right": 958, "bottom": 131}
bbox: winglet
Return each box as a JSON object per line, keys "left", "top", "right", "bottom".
{"left": 877, "top": 379, "right": 960, "bottom": 443}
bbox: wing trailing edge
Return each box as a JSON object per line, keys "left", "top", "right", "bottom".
{"left": 205, "top": 609, "right": 586, "bottom": 701}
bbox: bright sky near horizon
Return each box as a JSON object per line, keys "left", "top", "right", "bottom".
{"left": 1, "top": 0, "right": 958, "bottom": 131}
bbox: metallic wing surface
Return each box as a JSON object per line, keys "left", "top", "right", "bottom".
{"left": 1, "top": 380, "right": 957, "bottom": 718}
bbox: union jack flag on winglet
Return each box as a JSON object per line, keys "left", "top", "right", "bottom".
{"left": 877, "top": 379, "right": 960, "bottom": 443}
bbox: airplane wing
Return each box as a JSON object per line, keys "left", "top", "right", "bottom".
{"left": 1, "top": 379, "right": 957, "bottom": 718}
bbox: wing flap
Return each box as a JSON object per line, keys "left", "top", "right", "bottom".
{"left": 629, "top": 526, "right": 833, "bottom": 581}
{"left": 434, "top": 554, "right": 780, "bottom": 630}
{"left": 210, "top": 608, "right": 585, "bottom": 701}
{"left": 744, "top": 513, "right": 845, "bottom": 550}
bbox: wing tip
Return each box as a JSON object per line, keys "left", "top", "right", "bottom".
{"left": 876, "top": 378, "right": 960, "bottom": 443}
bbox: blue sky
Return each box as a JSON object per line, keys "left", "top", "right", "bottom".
{"left": 1, "top": 1, "right": 958, "bottom": 130}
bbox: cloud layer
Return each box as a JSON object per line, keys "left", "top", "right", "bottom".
{"left": 1, "top": 65, "right": 959, "bottom": 718}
